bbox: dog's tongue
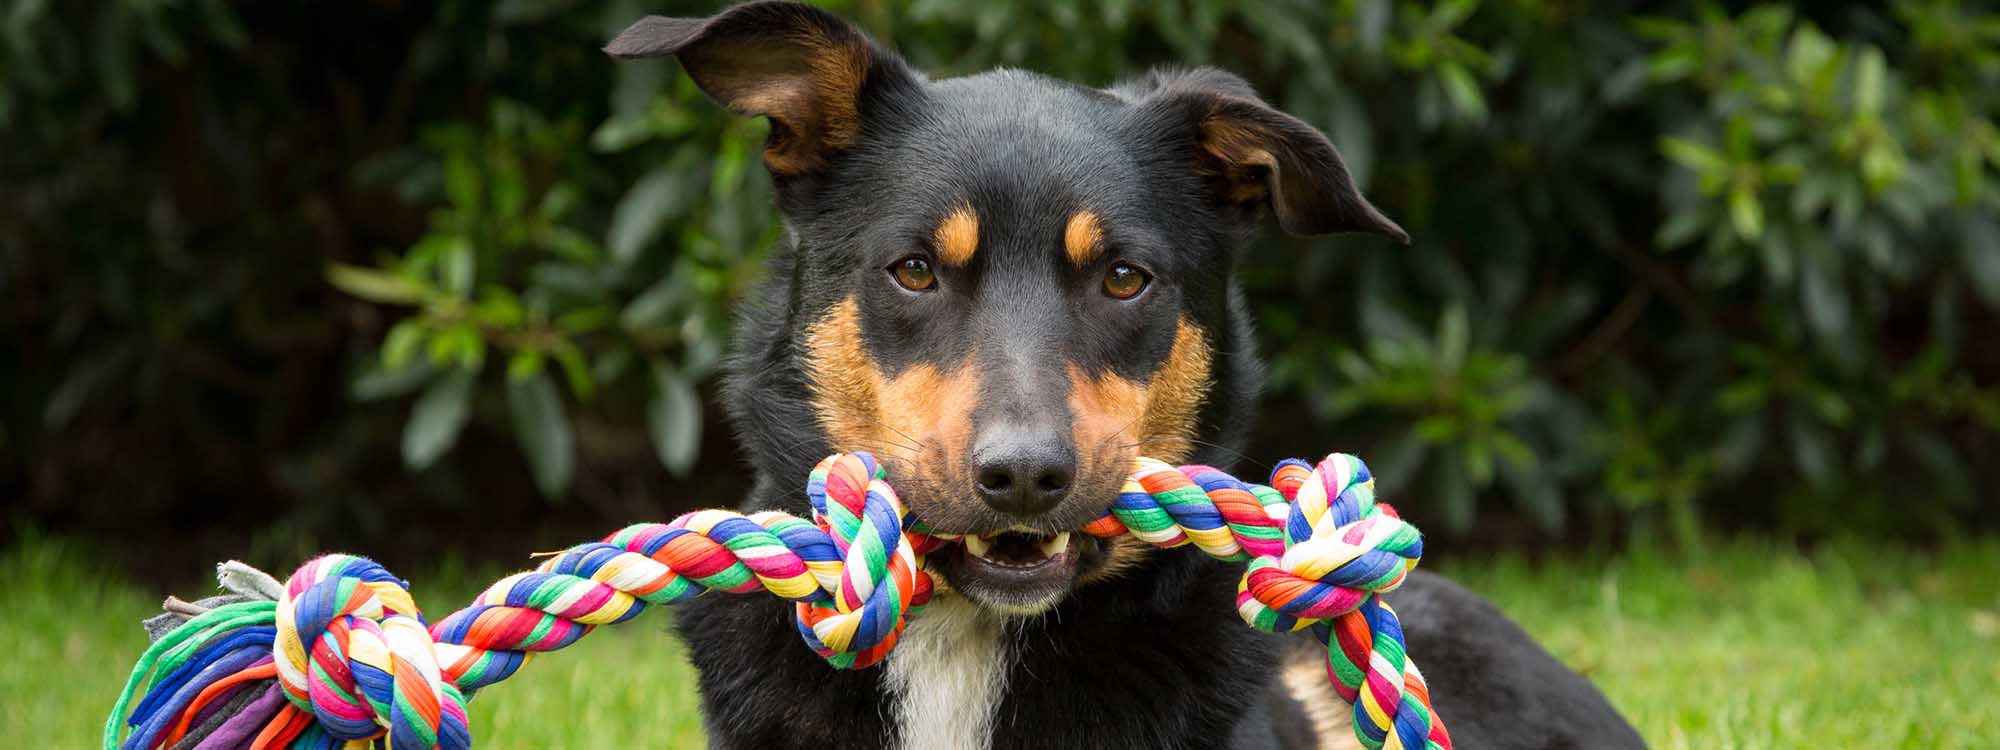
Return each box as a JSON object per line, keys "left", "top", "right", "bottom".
{"left": 965, "top": 531, "right": 1072, "bottom": 567}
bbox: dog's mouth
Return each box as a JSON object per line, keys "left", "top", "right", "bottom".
{"left": 931, "top": 527, "right": 1109, "bottom": 615}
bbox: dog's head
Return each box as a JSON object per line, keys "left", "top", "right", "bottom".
{"left": 610, "top": 2, "right": 1404, "bottom": 615}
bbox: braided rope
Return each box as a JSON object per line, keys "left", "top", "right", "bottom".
{"left": 106, "top": 451, "right": 1448, "bottom": 750}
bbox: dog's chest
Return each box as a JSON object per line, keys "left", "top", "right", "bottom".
{"left": 883, "top": 596, "right": 1011, "bottom": 750}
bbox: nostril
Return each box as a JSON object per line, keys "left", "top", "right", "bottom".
{"left": 1035, "top": 469, "right": 1070, "bottom": 495}
{"left": 977, "top": 467, "right": 1014, "bottom": 494}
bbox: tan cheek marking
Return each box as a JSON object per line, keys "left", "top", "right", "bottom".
{"left": 804, "top": 298, "right": 883, "bottom": 453}
{"left": 934, "top": 206, "right": 980, "bottom": 267}
{"left": 804, "top": 298, "right": 977, "bottom": 501}
{"left": 1065, "top": 318, "right": 1212, "bottom": 468}
{"left": 1282, "top": 650, "right": 1364, "bottom": 750}
{"left": 1066, "top": 317, "right": 1214, "bottom": 541}
{"left": 1064, "top": 211, "right": 1105, "bottom": 267}
{"left": 1139, "top": 320, "right": 1214, "bottom": 464}
{"left": 878, "top": 363, "right": 979, "bottom": 487}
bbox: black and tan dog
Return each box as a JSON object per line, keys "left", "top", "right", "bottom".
{"left": 606, "top": 3, "right": 1644, "bottom": 748}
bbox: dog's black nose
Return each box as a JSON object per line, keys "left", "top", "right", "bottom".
{"left": 973, "top": 428, "right": 1075, "bottom": 517}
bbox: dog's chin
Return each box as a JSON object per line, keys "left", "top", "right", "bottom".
{"left": 932, "top": 531, "right": 1112, "bottom": 616}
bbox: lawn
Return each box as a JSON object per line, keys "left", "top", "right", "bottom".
{"left": 7, "top": 535, "right": 1995, "bottom": 749}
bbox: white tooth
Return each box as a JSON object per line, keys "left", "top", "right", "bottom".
{"left": 964, "top": 534, "right": 992, "bottom": 560}
{"left": 1038, "top": 532, "right": 1072, "bottom": 558}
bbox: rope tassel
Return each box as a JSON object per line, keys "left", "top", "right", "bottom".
{"left": 106, "top": 452, "right": 1448, "bottom": 750}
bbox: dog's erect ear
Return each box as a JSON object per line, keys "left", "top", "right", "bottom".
{"left": 1127, "top": 69, "right": 1408, "bottom": 242}
{"left": 605, "top": 2, "right": 913, "bottom": 174}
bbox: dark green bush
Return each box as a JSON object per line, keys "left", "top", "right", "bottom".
{"left": 4, "top": 1, "right": 1995, "bottom": 554}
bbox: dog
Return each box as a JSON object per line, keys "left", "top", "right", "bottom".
{"left": 605, "top": 4, "right": 1645, "bottom": 748}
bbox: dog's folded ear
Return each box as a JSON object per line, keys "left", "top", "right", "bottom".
{"left": 1125, "top": 68, "right": 1408, "bottom": 243}
{"left": 606, "top": 2, "right": 914, "bottom": 175}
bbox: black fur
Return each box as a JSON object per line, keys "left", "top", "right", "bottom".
{"left": 611, "top": 3, "right": 1644, "bottom": 748}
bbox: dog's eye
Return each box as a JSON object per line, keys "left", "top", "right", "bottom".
{"left": 890, "top": 256, "right": 937, "bottom": 292}
{"left": 1102, "top": 263, "right": 1149, "bottom": 300}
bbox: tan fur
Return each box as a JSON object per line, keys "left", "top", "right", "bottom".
{"left": 804, "top": 298, "right": 978, "bottom": 508}
{"left": 1066, "top": 318, "right": 1213, "bottom": 466}
{"left": 687, "top": 26, "right": 872, "bottom": 174}
{"left": 1198, "top": 116, "right": 1281, "bottom": 203}
{"left": 1281, "top": 649, "right": 1364, "bottom": 750}
{"left": 1063, "top": 210, "right": 1105, "bottom": 266}
{"left": 935, "top": 206, "right": 980, "bottom": 267}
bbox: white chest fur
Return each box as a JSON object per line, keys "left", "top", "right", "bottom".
{"left": 884, "top": 596, "right": 1011, "bottom": 750}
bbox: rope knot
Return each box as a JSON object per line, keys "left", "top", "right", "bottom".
{"left": 792, "top": 452, "right": 935, "bottom": 669}
{"left": 275, "top": 554, "right": 470, "bottom": 750}
{"left": 1240, "top": 454, "right": 1446, "bottom": 750}
{"left": 1236, "top": 455, "right": 1423, "bottom": 632}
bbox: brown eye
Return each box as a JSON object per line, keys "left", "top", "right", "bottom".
{"left": 891, "top": 257, "right": 936, "bottom": 292}
{"left": 1102, "top": 263, "right": 1149, "bottom": 299}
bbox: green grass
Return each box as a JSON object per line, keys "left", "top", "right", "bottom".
{"left": 6, "top": 535, "right": 1995, "bottom": 749}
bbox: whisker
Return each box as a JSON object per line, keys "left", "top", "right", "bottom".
{"left": 875, "top": 421, "right": 931, "bottom": 452}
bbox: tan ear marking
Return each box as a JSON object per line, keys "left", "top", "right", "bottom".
{"left": 935, "top": 206, "right": 981, "bottom": 267}
{"left": 1198, "top": 116, "right": 1281, "bottom": 204}
{"left": 1064, "top": 211, "right": 1105, "bottom": 266}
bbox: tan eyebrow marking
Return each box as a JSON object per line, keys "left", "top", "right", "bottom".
{"left": 935, "top": 206, "right": 980, "bottom": 267}
{"left": 1064, "top": 211, "right": 1105, "bottom": 266}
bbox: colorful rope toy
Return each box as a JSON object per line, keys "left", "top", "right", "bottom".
{"left": 106, "top": 451, "right": 1451, "bottom": 750}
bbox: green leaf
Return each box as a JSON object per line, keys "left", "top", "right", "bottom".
{"left": 551, "top": 341, "right": 596, "bottom": 401}
{"left": 507, "top": 350, "right": 545, "bottom": 382}
{"left": 1436, "top": 62, "right": 1487, "bottom": 122}
{"left": 1664, "top": 137, "right": 1728, "bottom": 181}
{"left": 441, "top": 237, "right": 475, "bottom": 296}
{"left": 402, "top": 369, "right": 475, "bottom": 470}
{"left": 1413, "top": 414, "right": 1459, "bottom": 443}
{"left": 1729, "top": 183, "right": 1764, "bottom": 241}
{"left": 381, "top": 319, "right": 426, "bottom": 370}
{"left": 621, "top": 277, "right": 685, "bottom": 332}
{"left": 1799, "top": 259, "right": 1850, "bottom": 343}
{"left": 647, "top": 361, "right": 703, "bottom": 476}
{"left": 444, "top": 150, "right": 481, "bottom": 212}
{"left": 1852, "top": 46, "right": 1886, "bottom": 117}
{"left": 1436, "top": 303, "right": 1469, "bottom": 373}
{"left": 507, "top": 373, "right": 575, "bottom": 499}
{"left": 328, "top": 264, "right": 427, "bottom": 305}
{"left": 1655, "top": 207, "right": 1708, "bottom": 249}
{"left": 1784, "top": 25, "right": 1836, "bottom": 90}
{"left": 538, "top": 181, "right": 580, "bottom": 221}
{"left": 609, "top": 161, "right": 694, "bottom": 266}
{"left": 351, "top": 359, "right": 433, "bottom": 402}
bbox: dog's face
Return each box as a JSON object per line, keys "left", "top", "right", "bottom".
{"left": 610, "top": 3, "right": 1403, "bottom": 614}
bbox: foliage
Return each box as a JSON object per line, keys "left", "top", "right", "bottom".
{"left": 2, "top": 0, "right": 1996, "bottom": 546}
